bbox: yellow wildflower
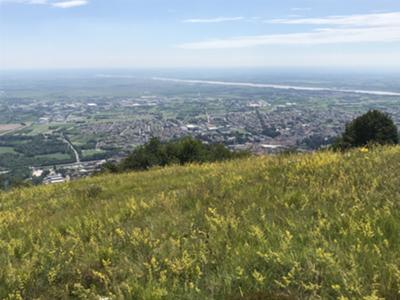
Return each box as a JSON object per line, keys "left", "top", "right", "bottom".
{"left": 252, "top": 270, "right": 265, "bottom": 284}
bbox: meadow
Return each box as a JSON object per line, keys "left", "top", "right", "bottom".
{"left": 0, "top": 146, "right": 399, "bottom": 299}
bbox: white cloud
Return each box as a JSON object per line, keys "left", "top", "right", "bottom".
{"left": 183, "top": 17, "right": 244, "bottom": 23}
{"left": 0, "top": 0, "right": 88, "bottom": 7}
{"left": 179, "top": 12, "right": 400, "bottom": 49}
{"left": 269, "top": 12, "right": 400, "bottom": 27}
{"left": 0, "top": 0, "right": 47, "bottom": 4}
{"left": 178, "top": 26, "right": 400, "bottom": 49}
{"left": 291, "top": 7, "right": 311, "bottom": 12}
{"left": 52, "top": 0, "right": 87, "bottom": 8}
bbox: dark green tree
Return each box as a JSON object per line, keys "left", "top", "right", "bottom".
{"left": 176, "top": 137, "right": 205, "bottom": 164}
{"left": 335, "top": 110, "right": 399, "bottom": 149}
{"left": 105, "top": 136, "right": 248, "bottom": 172}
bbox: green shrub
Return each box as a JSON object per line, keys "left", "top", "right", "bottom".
{"left": 334, "top": 110, "right": 398, "bottom": 149}
{"left": 106, "top": 136, "right": 248, "bottom": 172}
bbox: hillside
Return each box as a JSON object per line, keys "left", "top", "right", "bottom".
{"left": 0, "top": 147, "right": 399, "bottom": 299}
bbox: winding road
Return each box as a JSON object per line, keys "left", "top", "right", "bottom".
{"left": 62, "top": 135, "right": 80, "bottom": 164}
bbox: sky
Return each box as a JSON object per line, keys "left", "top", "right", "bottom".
{"left": 1, "top": 0, "right": 400, "bottom": 70}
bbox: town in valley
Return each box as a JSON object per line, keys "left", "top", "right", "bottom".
{"left": 1, "top": 71, "right": 399, "bottom": 186}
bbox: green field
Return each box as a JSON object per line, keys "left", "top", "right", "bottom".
{"left": 0, "top": 147, "right": 16, "bottom": 154}
{"left": 34, "top": 152, "right": 72, "bottom": 161}
{"left": 22, "top": 123, "right": 67, "bottom": 136}
{"left": 0, "top": 146, "right": 399, "bottom": 299}
{"left": 82, "top": 149, "right": 106, "bottom": 158}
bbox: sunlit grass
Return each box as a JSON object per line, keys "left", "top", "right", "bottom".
{"left": 0, "top": 146, "right": 399, "bottom": 299}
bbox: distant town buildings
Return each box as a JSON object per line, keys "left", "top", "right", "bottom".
{"left": 2, "top": 84, "right": 399, "bottom": 186}
{"left": 43, "top": 173, "right": 68, "bottom": 185}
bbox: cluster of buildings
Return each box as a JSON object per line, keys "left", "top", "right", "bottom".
{"left": 31, "top": 160, "right": 106, "bottom": 185}
{"left": 56, "top": 96, "right": 400, "bottom": 157}
{"left": 5, "top": 90, "right": 400, "bottom": 185}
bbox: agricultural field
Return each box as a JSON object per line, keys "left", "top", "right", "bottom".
{"left": 0, "top": 147, "right": 16, "bottom": 154}
{"left": 0, "top": 135, "right": 75, "bottom": 169}
{"left": 34, "top": 152, "right": 73, "bottom": 161}
{"left": 0, "top": 124, "right": 24, "bottom": 135}
{"left": 0, "top": 146, "right": 399, "bottom": 299}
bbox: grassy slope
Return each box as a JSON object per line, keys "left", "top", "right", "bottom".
{"left": 0, "top": 147, "right": 399, "bottom": 299}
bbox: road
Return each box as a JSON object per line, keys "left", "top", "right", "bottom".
{"left": 62, "top": 135, "right": 81, "bottom": 164}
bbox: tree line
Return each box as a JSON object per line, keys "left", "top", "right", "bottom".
{"left": 102, "top": 136, "right": 249, "bottom": 173}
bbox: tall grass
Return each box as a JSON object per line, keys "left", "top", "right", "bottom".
{"left": 0, "top": 146, "right": 399, "bottom": 299}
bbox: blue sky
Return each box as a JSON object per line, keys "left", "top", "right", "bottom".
{"left": 1, "top": 0, "right": 400, "bottom": 70}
